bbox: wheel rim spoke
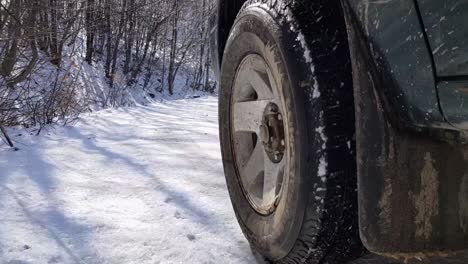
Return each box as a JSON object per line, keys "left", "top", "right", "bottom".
{"left": 249, "top": 69, "right": 275, "bottom": 100}
{"left": 236, "top": 56, "right": 275, "bottom": 100}
{"left": 242, "top": 141, "right": 264, "bottom": 188}
{"left": 233, "top": 100, "right": 270, "bottom": 133}
{"left": 262, "top": 157, "right": 283, "bottom": 205}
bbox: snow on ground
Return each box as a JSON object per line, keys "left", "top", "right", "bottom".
{"left": 0, "top": 97, "right": 255, "bottom": 264}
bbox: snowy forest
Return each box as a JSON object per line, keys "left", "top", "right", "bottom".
{"left": 0, "top": 0, "right": 215, "bottom": 136}
{"left": 0, "top": 1, "right": 258, "bottom": 262}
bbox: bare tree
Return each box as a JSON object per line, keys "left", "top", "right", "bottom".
{"left": 0, "top": 0, "right": 216, "bottom": 135}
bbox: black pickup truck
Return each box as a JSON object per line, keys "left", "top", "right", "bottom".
{"left": 210, "top": 0, "right": 468, "bottom": 263}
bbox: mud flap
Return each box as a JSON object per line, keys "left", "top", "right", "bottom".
{"left": 342, "top": 0, "right": 468, "bottom": 259}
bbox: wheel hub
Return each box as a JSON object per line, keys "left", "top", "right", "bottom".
{"left": 261, "top": 103, "right": 285, "bottom": 163}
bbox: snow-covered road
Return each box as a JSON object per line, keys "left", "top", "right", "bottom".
{"left": 0, "top": 97, "right": 255, "bottom": 264}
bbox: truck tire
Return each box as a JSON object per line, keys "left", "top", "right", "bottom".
{"left": 218, "top": 0, "right": 364, "bottom": 263}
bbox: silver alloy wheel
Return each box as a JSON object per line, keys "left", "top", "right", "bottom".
{"left": 231, "top": 54, "right": 287, "bottom": 215}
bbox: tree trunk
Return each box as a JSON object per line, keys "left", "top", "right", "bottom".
{"left": 124, "top": 0, "right": 135, "bottom": 74}
{"left": 104, "top": 0, "right": 112, "bottom": 78}
{"left": 161, "top": 28, "right": 168, "bottom": 92}
{"left": 109, "top": 0, "right": 128, "bottom": 86}
{"left": 0, "top": 0, "right": 20, "bottom": 77}
{"left": 85, "top": 0, "right": 95, "bottom": 64}
{"left": 49, "top": 0, "right": 61, "bottom": 65}
{"left": 167, "top": 0, "right": 179, "bottom": 95}
{"left": 204, "top": 51, "right": 211, "bottom": 92}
